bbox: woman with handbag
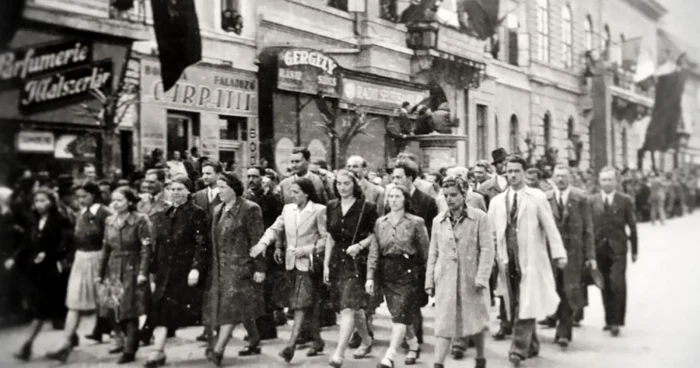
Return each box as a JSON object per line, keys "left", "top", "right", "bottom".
{"left": 323, "top": 169, "right": 378, "bottom": 368}
{"left": 249, "top": 177, "right": 328, "bottom": 363}
{"left": 97, "top": 186, "right": 153, "bottom": 364}
{"left": 366, "top": 185, "right": 430, "bottom": 368}
{"left": 143, "top": 175, "right": 207, "bottom": 367}
{"left": 46, "top": 182, "right": 113, "bottom": 363}
{"left": 7, "top": 187, "right": 72, "bottom": 361}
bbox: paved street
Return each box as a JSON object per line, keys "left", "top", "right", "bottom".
{"left": 1, "top": 212, "right": 699, "bottom": 368}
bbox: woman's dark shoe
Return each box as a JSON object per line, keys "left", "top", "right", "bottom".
{"left": 307, "top": 341, "right": 325, "bottom": 357}
{"left": 238, "top": 344, "right": 261, "bottom": 356}
{"left": 451, "top": 346, "right": 465, "bottom": 359}
{"left": 13, "top": 343, "right": 32, "bottom": 362}
{"left": 70, "top": 334, "right": 79, "bottom": 348}
{"left": 434, "top": 364, "right": 445, "bottom": 368}
{"left": 144, "top": 353, "right": 167, "bottom": 368}
{"left": 84, "top": 333, "right": 103, "bottom": 344}
{"left": 117, "top": 352, "right": 136, "bottom": 364}
{"left": 207, "top": 351, "right": 224, "bottom": 366}
{"left": 348, "top": 332, "right": 361, "bottom": 349}
{"left": 405, "top": 348, "right": 421, "bottom": 365}
{"left": 46, "top": 346, "right": 72, "bottom": 363}
{"left": 109, "top": 346, "right": 124, "bottom": 354}
{"left": 279, "top": 346, "right": 295, "bottom": 363}
{"left": 274, "top": 310, "right": 287, "bottom": 326}
{"left": 475, "top": 357, "right": 487, "bottom": 368}
{"left": 492, "top": 327, "right": 512, "bottom": 341}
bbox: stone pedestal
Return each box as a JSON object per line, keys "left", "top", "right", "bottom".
{"left": 407, "top": 134, "right": 468, "bottom": 172}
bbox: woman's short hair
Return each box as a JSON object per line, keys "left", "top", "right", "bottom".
{"left": 113, "top": 186, "right": 140, "bottom": 211}
{"left": 333, "top": 169, "right": 363, "bottom": 199}
{"left": 33, "top": 187, "right": 59, "bottom": 213}
{"left": 384, "top": 184, "right": 415, "bottom": 216}
{"left": 441, "top": 176, "right": 468, "bottom": 195}
{"left": 219, "top": 171, "right": 244, "bottom": 196}
{"left": 74, "top": 181, "right": 104, "bottom": 204}
{"left": 171, "top": 174, "right": 194, "bottom": 192}
{"left": 293, "top": 177, "right": 321, "bottom": 204}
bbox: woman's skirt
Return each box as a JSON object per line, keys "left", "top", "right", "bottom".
{"left": 331, "top": 276, "right": 368, "bottom": 312}
{"left": 380, "top": 256, "right": 421, "bottom": 324}
{"left": 66, "top": 250, "right": 101, "bottom": 311}
{"left": 288, "top": 269, "right": 317, "bottom": 310}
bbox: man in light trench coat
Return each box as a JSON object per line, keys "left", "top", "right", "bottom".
{"left": 488, "top": 156, "right": 567, "bottom": 367}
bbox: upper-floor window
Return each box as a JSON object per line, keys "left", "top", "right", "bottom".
{"left": 509, "top": 114, "right": 520, "bottom": 153}
{"left": 584, "top": 15, "right": 593, "bottom": 51}
{"left": 328, "top": 0, "right": 348, "bottom": 11}
{"left": 536, "top": 0, "right": 550, "bottom": 63}
{"left": 221, "top": 0, "right": 242, "bottom": 34}
{"left": 506, "top": 5, "right": 520, "bottom": 66}
{"left": 618, "top": 33, "right": 626, "bottom": 66}
{"left": 602, "top": 24, "right": 611, "bottom": 59}
{"left": 561, "top": 5, "right": 573, "bottom": 68}
{"left": 379, "top": 0, "right": 398, "bottom": 22}
{"left": 477, "top": 104, "right": 488, "bottom": 160}
{"left": 543, "top": 112, "right": 552, "bottom": 150}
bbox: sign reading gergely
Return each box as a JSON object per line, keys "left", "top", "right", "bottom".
{"left": 140, "top": 58, "right": 258, "bottom": 116}
{"left": 277, "top": 48, "right": 341, "bottom": 97}
{"left": 341, "top": 78, "right": 429, "bottom": 112}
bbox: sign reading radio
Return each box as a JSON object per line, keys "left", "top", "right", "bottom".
{"left": 277, "top": 48, "right": 341, "bottom": 98}
{"left": 0, "top": 40, "right": 112, "bottom": 114}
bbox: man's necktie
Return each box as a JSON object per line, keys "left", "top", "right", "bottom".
{"left": 604, "top": 196, "right": 610, "bottom": 213}
{"left": 558, "top": 195, "right": 565, "bottom": 214}
{"left": 510, "top": 192, "right": 518, "bottom": 224}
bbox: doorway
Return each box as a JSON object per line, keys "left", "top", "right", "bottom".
{"left": 167, "top": 113, "right": 192, "bottom": 160}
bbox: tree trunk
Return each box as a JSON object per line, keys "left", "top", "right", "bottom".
{"left": 101, "top": 129, "right": 116, "bottom": 177}
{"left": 337, "top": 139, "right": 349, "bottom": 170}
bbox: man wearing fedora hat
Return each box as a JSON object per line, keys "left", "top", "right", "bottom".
{"left": 478, "top": 148, "right": 509, "bottom": 207}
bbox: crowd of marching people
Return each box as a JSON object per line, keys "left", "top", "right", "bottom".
{"left": 0, "top": 145, "right": 698, "bottom": 368}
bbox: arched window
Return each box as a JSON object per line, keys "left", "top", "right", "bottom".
{"left": 567, "top": 117, "right": 575, "bottom": 139}
{"left": 537, "top": 0, "right": 550, "bottom": 62}
{"left": 602, "top": 24, "right": 611, "bottom": 58}
{"left": 509, "top": 114, "right": 520, "bottom": 153}
{"left": 584, "top": 15, "right": 593, "bottom": 51}
{"left": 543, "top": 112, "right": 552, "bottom": 150}
{"left": 561, "top": 5, "right": 573, "bottom": 68}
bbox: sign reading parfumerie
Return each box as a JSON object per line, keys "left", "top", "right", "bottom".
{"left": 0, "top": 40, "right": 112, "bottom": 114}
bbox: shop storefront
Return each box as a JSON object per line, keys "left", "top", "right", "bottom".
{"left": 137, "top": 54, "right": 258, "bottom": 175}
{"left": 0, "top": 24, "right": 131, "bottom": 185}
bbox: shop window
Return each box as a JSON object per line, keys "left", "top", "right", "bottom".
{"left": 219, "top": 116, "right": 247, "bottom": 141}
{"left": 167, "top": 111, "right": 197, "bottom": 158}
{"left": 328, "top": 0, "right": 348, "bottom": 11}
{"left": 543, "top": 112, "right": 551, "bottom": 150}
{"left": 477, "top": 104, "right": 488, "bottom": 160}
{"left": 379, "top": 0, "right": 398, "bottom": 22}
{"left": 561, "top": 5, "right": 573, "bottom": 68}
{"left": 509, "top": 114, "right": 519, "bottom": 153}
{"left": 536, "top": 0, "right": 550, "bottom": 63}
{"left": 221, "top": 0, "right": 243, "bottom": 34}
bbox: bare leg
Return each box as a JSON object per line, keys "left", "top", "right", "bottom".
{"left": 332, "top": 309, "right": 355, "bottom": 361}
{"left": 24, "top": 319, "right": 44, "bottom": 346}
{"left": 354, "top": 310, "right": 372, "bottom": 345}
{"left": 381, "top": 323, "right": 407, "bottom": 366}
{"left": 62, "top": 310, "right": 80, "bottom": 348}
{"left": 214, "top": 324, "right": 234, "bottom": 354}
{"left": 148, "top": 327, "right": 167, "bottom": 360}
{"left": 287, "top": 310, "right": 305, "bottom": 349}
{"left": 433, "top": 336, "right": 451, "bottom": 365}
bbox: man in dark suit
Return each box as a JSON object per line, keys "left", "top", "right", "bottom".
{"left": 391, "top": 159, "right": 437, "bottom": 350}
{"left": 192, "top": 160, "right": 223, "bottom": 342}
{"left": 278, "top": 147, "right": 329, "bottom": 205}
{"left": 591, "top": 167, "right": 638, "bottom": 337}
{"left": 545, "top": 165, "right": 596, "bottom": 347}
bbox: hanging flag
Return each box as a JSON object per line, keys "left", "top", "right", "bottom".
{"left": 642, "top": 63, "right": 687, "bottom": 152}
{"left": 456, "top": 0, "right": 502, "bottom": 40}
{"left": 399, "top": 0, "right": 441, "bottom": 24}
{"left": 150, "top": 0, "right": 202, "bottom": 92}
{"left": 0, "top": 0, "right": 25, "bottom": 47}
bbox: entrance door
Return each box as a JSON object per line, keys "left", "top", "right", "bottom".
{"left": 167, "top": 113, "right": 191, "bottom": 159}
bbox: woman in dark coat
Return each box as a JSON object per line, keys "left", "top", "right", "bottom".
{"left": 366, "top": 185, "right": 430, "bottom": 368}
{"left": 205, "top": 172, "right": 265, "bottom": 366}
{"left": 323, "top": 169, "right": 378, "bottom": 367}
{"left": 0, "top": 187, "right": 22, "bottom": 325}
{"left": 144, "top": 175, "right": 207, "bottom": 367}
{"left": 97, "top": 186, "right": 152, "bottom": 364}
{"left": 8, "top": 187, "right": 71, "bottom": 361}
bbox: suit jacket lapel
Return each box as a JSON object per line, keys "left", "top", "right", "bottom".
{"left": 517, "top": 190, "right": 528, "bottom": 222}
{"left": 547, "top": 192, "right": 561, "bottom": 221}
{"left": 297, "top": 203, "right": 315, "bottom": 229}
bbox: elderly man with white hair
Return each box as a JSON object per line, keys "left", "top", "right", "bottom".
{"left": 436, "top": 166, "right": 487, "bottom": 213}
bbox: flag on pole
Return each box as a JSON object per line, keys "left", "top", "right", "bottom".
{"left": 0, "top": 0, "right": 25, "bottom": 47}
{"left": 456, "top": 0, "right": 502, "bottom": 40}
{"left": 150, "top": 0, "right": 202, "bottom": 92}
{"left": 642, "top": 61, "right": 687, "bottom": 151}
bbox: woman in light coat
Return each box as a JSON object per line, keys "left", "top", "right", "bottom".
{"left": 425, "top": 177, "right": 494, "bottom": 368}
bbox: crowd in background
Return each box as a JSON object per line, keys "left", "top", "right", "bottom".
{"left": 0, "top": 145, "right": 698, "bottom": 368}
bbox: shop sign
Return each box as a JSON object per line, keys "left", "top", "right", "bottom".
{"left": 54, "top": 134, "right": 97, "bottom": 159}
{"left": 341, "top": 78, "right": 429, "bottom": 111}
{"left": 277, "top": 48, "right": 341, "bottom": 97}
{"left": 141, "top": 58, "right": 258, "bottom": 117}
{"left": 31, "top": 0, "right": 110, "bottom": 18}
{"left": 249, "top": 125, "right": 258, "bottom": 165}
{"left": 0, "top": 40, "right": 94, "bottom": 86}
{"left": 16, "top": 130, "right": 55, "bottom": 152}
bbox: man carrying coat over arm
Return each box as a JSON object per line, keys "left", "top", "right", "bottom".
{"left": 488, "top": 156, "right": 567, "bottom": 367}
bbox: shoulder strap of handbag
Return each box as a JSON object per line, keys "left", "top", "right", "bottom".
{"left": 350, "top": 201, "right": 366, "bottom": 245}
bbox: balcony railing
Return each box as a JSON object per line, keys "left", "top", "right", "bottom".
{"left": 612, "top": 65, "right": 655, "bottom": 100}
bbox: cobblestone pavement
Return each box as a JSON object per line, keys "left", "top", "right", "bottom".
{"left": 1, "top": 212, "right": 699, "bottom": 367}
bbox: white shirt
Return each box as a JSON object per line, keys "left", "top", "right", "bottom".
{"left": 208, "top": 187, "right": 220, "bottom": 203}
{"left": 507, "top": 187, "right": 524, "bottom": 209}
{"left": 497, "top": 175, "right": 508, "bottom": 191}
{"left": 601, "top": 191, "right": 616, "bottom": 206}
{"left": 80, "top": 203, "right": 101, "bottom": 216}
{"left": 554, "top": 186, "right": 571, "bottom": 206}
